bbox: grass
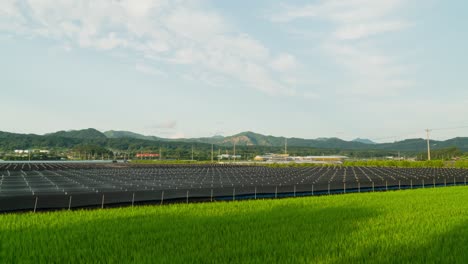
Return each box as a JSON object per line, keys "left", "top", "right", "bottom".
{"left": 1, "top": 187, "right": 467, "bottom": 263}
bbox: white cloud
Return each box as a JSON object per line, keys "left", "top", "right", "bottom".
{"left": 1, "top": 0, "right": 294, "bottom": 96}
{"left": 333, "top": 21, "right": 408, "bottom": 40}
{"left": 271, "top": 53, "right": 297, "bottom": 72}
{"left": 135, "top": 63, "right": 165, "bottom": 76}
{"left": 268, "top": 0, "right": 412, "bottom": 97}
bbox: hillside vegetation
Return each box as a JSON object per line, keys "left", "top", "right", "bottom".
{"left": 1, "top": 129, "right": 467, "bottom": 160}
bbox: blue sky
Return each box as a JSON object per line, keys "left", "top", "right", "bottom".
{"left": 1, "top": 0, "right": 467, "bottom": 142}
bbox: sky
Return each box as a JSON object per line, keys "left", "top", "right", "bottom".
{"left": 1, "top": 0, "right": 468, "bottom": 142}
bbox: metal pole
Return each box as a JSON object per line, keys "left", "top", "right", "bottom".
{"left": 211, "top": 189, "right": 213, "bottom": 202}
{"left": 343, "top": 182, "right": 346, "bottom": 194}
{"left": 161, "top": 191, "right": 164, "bottom": 205}
{"left": 312, "top": 184, "right": 314, "bottom": 196}
{"left": 233, "top": 188, "right": 235, "bottom": 201}
{"left": 132, "top": 193, "right": 135, "bottom": 207}
{"left": 294, "top": 185, "right": 296, "bottom": 197}
{"left": 426, "top": 129, "right": 431, "bottom": 161}
{"left": 254, "top": 187, "right": 257, "bottom": 199}
{"left": 275, "top": 186, "right": 278, "bottom": 198}
{"left": 34, "top": 197, "right": 38, "bottom": 213}
{"left": 101, "top": 194, "right": 105, "bottom": 209}
{"left": 68, "top": 196, "right": 72, "bottom": 210}
{"left": 186, "top": 190, "right": 189, "bottom": 203}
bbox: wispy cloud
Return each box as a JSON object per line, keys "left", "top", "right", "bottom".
{"left": 153, "top": 120, "right": 177, "bottom": 130}
{"left": 268, "top": 0, "right": 412, "bottom": 96}
{"left": 0, "top": 0, "right": 296, "bottom": 96}
{"left": 135, "top": 63, "right": 165, "bottom": 76}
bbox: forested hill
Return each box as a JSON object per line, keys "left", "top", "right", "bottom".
{"left": 0, "top": 129, "right": 467, "bottom": 152}
{"left": 103, "top": 130, "right": 468, "bottom": 152}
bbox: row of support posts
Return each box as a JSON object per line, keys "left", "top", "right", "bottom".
{"left": 28, "top": 177, "right": 468, "bottom": 212}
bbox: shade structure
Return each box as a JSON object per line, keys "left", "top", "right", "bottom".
{"left": 1, "top": 163, "right": 467, "bottom": 212}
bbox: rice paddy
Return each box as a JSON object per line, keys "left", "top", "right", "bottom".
{"left": 1, "top": 186, "right": 467, "bottom": 263}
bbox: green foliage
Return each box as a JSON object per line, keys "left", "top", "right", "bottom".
{"left": 48, "top": 128, "right": 107, "bottom": 139}
{"left": 343, "top": 160, "right": 446, "bottom": 168}
{"left": 0, "top": 187, "right": 467, "bottom": 263}
{"left": 72, "top": 145, "right": 113, "bottom": 157}
{"left": 1, "top": 129, "right": 467, "bottom": 160}
{"left": 416, "top": 147, "right": 463, "bottom": 161}
{"left": 454, "top": 160, "right": 468, "bottom": 169}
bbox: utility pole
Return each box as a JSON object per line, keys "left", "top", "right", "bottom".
{"left": 425, "top": 129, "right": 431, "bottom": 161}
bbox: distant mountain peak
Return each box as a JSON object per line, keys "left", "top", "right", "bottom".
{"left": 352, "top": 138, "right": 376, "bottom": 144}
{"left": 104, "top": 130, "right": 160, "bottom": 141}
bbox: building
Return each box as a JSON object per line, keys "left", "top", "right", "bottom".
{"left": 254, "top": 154, "right": 348, "bottom": 164}
{"left": 136, "top": 153, "right": 160, "bottom": 158}
{"left": 217, "top": 154, "right": 242, "bottom": 160}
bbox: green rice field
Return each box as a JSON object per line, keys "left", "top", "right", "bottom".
{"left": 1, "top": 187, "right": 467, "bottom": 263}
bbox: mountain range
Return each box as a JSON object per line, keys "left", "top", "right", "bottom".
{"left": 1, "top": 128, "right": 467, "bottom": 152}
